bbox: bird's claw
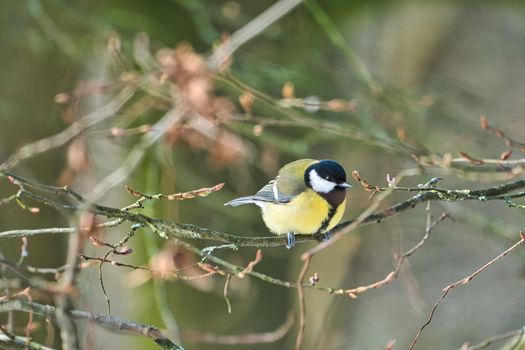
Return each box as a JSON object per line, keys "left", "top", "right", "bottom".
{"left": 321, "top": 231, "right": 332, "bottom": 242}
{"left": 313, "top": 231, "right": 332, "bottom": 242}
{"left": 286, "top": 232, "right": 295, "bottom": 249}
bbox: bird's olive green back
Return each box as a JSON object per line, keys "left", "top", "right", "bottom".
{"left": 275, "top": 159, "right": 318, "bottom": 197}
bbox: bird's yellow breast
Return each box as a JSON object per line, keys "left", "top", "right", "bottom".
{"left": 260, "top": 189, "right": 346, "bottom": 235}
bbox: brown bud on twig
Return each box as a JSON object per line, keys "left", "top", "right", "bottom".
{"left": 107, "top": 33, "right": 122, "bottom": 53}
{"left": 115, "top": 247, "right": 133, "bottom": 255}
{"left": 239, "top": 91, "right": 254, "bottom": 114}
{"left": 67, "top": 138, "right": 90, "bottom": 172}
{"left": 80, "top": 213, "right": 99, "bottom": 237}
{"left": 238, "top": 249, "right": 262, "bottom": 278}
{"left": 458, "top": 151, "right": 484, "bottom": 165}
{"left": 385, "top": 339, "right": 396, "bottom": 350}
{"left": 309, "top": 272, "right": 320, "bottom": 285}
{"left": 54, "top": 93, "right": 71, "bottom": 105}
{"left": 199, "top": 263, "right": 220, "bottom": 274}
{"left": 352, "top": 170, "right": 382, "bottom": 193}
{"left": 500, "top": 150, "right": 512, "bottom": 161}
{"left": 480, "top": 115, "right": 489, "bottom": 129}
{"left": 253, "top": 124, "right": 264, "bottom": 136}
{"left": 396, "top": 127, "right": 407, "bottom": 142}
{"left": 348, "top": 292, "right": 358, "bottom": 299}
{"left": 282, "top": 82, "right": 295, "bottom": 99}
{"left": 493, "top": 128, "right": 505, "bottom": 138}
{"left": 411, "top": 154, "right": 434, "bottom": 166}
{"left": 89, "top": 235, "right": 111, "bottom": 248}
{"left": 138, "top": 124, "right": 151, "bottom": 133}
{"left": 111, "top": 128, "right": 125, "bottom": 137}
{"left": 126, "top": 183, "right": 225, "bottom": 201}
{"left": 386, "top": 173, "right": 396, "bottom": 188}
{"left": 442, "top": 153, "right": 453, "bottom": 167}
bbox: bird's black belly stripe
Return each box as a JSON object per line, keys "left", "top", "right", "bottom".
{"left": 316, "top": 187, "right": 346, "bottom": 234}
{"left": 317, "top": 205, "right": 337, "bottom": 234}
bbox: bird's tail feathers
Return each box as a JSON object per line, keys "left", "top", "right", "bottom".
{"left": 224, "top": 196, "right": 268, "bottom": 207}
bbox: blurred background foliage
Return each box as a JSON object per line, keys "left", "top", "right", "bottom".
{"left": 1, "top": 0, "right": 525, "bottom": 349}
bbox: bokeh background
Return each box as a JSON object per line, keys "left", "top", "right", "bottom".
{"left": 1, "top": 1, "right": 525, "bottom": 349}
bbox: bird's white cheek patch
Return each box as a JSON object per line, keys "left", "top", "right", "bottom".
{"left": 309, "top": 169, "right": 336, "bottom": 193}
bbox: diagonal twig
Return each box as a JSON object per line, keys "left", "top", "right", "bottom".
{"left": 408, "top": 232, "right": 525, "bottom": 350}
{"left": 0, "top": 300, "right": 183, "bottom": 350}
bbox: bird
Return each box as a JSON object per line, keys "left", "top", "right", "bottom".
{"left": 224, "top": 159, "right": 352, "bottom": 248}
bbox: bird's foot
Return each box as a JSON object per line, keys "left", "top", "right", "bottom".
{"left": 313, "top": 231, "right": 332, "bottom": 242}
{"left": 286, "top": 232, "right": 296, "bottom": 249}
{"left": 321, "top": 231, "right": 332, "bottom": 242}
{"left": 314, "top": 231, "right": 332, "bottom": 242}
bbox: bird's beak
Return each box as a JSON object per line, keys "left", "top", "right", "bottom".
{"left": 338, "top": 182, "right": 352, "bottom": 189}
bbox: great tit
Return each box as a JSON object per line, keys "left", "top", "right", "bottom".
{"left": 225, "top": 159, "right": 352, "bottom": 248}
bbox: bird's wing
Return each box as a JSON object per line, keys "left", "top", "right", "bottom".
{"left": 253, "top": 159, "right": 318, "bottom": 203}
{"left": 224, "top": 159, "right": 317, "bottom": 206}
{"left": 224, "top": 178, "right": 291, "bottom": 206}
{"left": 253, "top": 178, "right": 292, "bottom": 203}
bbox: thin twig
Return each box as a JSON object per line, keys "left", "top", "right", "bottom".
{"left": 94, "top": 225, "right": 139, "bottom": 314}
{"left": 294, "top": 259, "right": 310, "bottom": 350}
{"left": 293, "top": 173, "right": 402, "bottom": 349}
{"left": 1, "top": 86, "right": 136, "bottom": 171}
{"left": 207, "top": 0, "right": 304, "bottom": 70}
{"left": 311, "top": 208, "right": 451, "bottom": 299}
{"left": 2, "top": 171, "right": 525, "bottom": 302}
{"left": 17, "top": 237, "right": 28, "bottom": 265}
{"left": 2, "top": 170, "right": 525, "bottom": 248}
{"left": 0, "top": 300, "right": 183, "bottom": 350}
{"left": 402, "top": 209, "right": 451, "bottom": 259}
{"left": 0, "top": 333, "right": 56, "bottom": 350}
{"left": 182, "top": 311, "right": 295, "bottom": 345}
{"left": 480, "top": 115, "right": 525, "bottom": 151}
{"left": 126, "top": 183, "right": 224, "bottom": 201}
{"left": 237, "top": 249, "right": 262, "bottom": 278}
{"left": 409, "top": 232, "right": 525, "bottom": 350}
{"left": 55, "top": 217, "right": 82, "bottom": 350}
{"left": 82, "top": 104, "right": 187, "bottom": 206}
{"left": 223, "top": 274, "right": 232, "bottom": 314}
{"left": 79, "top": 254, "right": 216, "bottom": 282}
{"left": 409, "top": 288, "right": 453, "bottom": 350}
{"left": 461, "top": 325, "right": 525, "bottom": 350}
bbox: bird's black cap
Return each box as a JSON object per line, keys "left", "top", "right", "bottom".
{"left": 304, "top": 159, "right": 347, "bottom": 186}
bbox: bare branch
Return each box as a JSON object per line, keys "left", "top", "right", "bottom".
{"left": 409, "top": 232, "right": 525, "bottom": 350}
{"left": 461, "top": 325, "right": 525, "bottom": 350}
{"left": 83, "top": 104, "right": 187, "bottom": 205}
{"left": 182, "top": 311, "right": 294, "bottom": 345}
{"left": 0, "top": 333, "right": 56, "bottom": 350}
{"left": 0, "top": 86, "right": 136, "bottom": 171}
{"left": 207, "top": 0, "right": 304, "bottom": 70}
{"left": 2, "top": 171, "right": 525, "bottom": 249}
{"left": 480, "top": 115, "right": 525, "bottom": 151}
{"left": 125, "top": 182, "right": 225, "bottom": 205}
{"left": 0, "top": 300, "right": 183, "bottom": 350}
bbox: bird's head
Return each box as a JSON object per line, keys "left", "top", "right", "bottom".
{"left": 304, "top": 160, "right": 352, "bottom": 194}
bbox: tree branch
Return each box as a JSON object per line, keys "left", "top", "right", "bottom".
{"left": 1, "top": 171, "right": 525, "bottom": 249}
{"left": 408, "top": 232, "right": 525, "bottom": 350}
{"left": 0, "top": 333, "right": 56, "bottom": 350}
{"left": 0, "top": 300, "right": 183, "bottom": 350}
